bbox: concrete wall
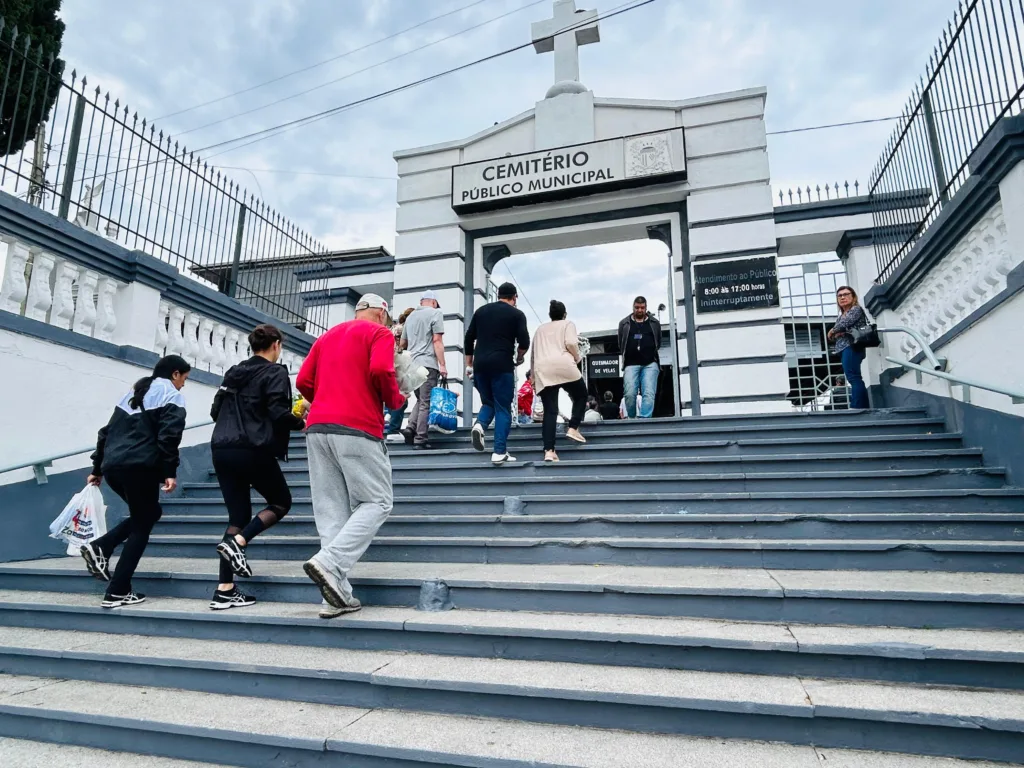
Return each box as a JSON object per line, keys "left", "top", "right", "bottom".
{"left": 0, "top": 330, "right": 218, "bottom": 486}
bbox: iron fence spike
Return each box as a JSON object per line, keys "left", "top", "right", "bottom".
{"left": 21, "top": 32, "right": 30, "bottom": 52}
{"left": 778, "top": 190, "right": 783, "bottom": 205}
{"left": 0, "top": 17, "right": 6, "bottom": 34}
{"left": 9, "top": 25, "right": 17, "bottom": 44}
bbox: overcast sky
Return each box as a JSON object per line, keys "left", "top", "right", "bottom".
{"left": 57, "top": 0, "right": 960, "bottom": 333}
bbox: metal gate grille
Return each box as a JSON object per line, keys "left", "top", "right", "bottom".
{"left": 779, "top": 254, "right": 850, "bottom": 411}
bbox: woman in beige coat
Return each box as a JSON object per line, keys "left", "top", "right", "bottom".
{"left": 530, "top": 300, "right": 588, "bottom": 462}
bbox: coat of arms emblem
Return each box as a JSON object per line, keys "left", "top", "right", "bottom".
{"left": 625, "top": 134, "right": 673, "bottom": 177}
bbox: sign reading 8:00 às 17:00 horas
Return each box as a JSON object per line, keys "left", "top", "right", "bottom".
{"left": 693, "top": 256, "right": 780, "bottom": 314}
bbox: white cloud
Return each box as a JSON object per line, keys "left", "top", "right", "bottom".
{"left": 55, "top": 0, "right": 962, "bottom": 319}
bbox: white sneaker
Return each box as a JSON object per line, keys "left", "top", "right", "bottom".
{"left": 471, "top": 423, "right": 486, "bottom": 452}
{"left": 385, "top": 433, "right": 405, "bottom": 444}
{"left": 491, "top": 452, "right": 517, "bottom": 465}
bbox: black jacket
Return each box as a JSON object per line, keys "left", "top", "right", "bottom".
{"left": 91, "top": 377, "right": 187, "bottom": 479}
{"left": 211, "top": 356, "right": 304, "bottom": 459}
{"left": 617, "top": 313, "right": 662, "bottom": 365}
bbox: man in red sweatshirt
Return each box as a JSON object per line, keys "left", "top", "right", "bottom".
{"left": 296, "top": 294, "right": 406, "bottom": 617}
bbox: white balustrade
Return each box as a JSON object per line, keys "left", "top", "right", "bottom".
{"left": 211, "top": 323, "right": 228, "bottom": 374}
{"left": 167, "top": 306, "right": 186, "bottom": 356}
{"left": 182, "top": 311, "right": 201, "bottom": 366}
{"left": 94, "top": 277, "right": 119, "bottom": 342}
{"left": 49, "top": 259, "right": 78, "bottom": 330}
{"left": 899, "top": 202, "right": 1018, "bottom": 354}
{"left": 71, "top": 268, "right": 99, "bottom": 336}
{"left": 0, "top": 238, "right": 29, "bottom": 314}
{"left": 154, "top": 301, "right": 170, "bottom": 355}
{"left": 198, "top": 317, "right": 216, "bottom": 372}
{"left": 24, "top": 247, "right": 55, "bottom": 322}
{"left": 225, "top": 329, "right": 241, "bottom": 368}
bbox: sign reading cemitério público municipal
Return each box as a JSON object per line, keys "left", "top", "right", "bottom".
{"left": 451, "top": 128, "right": 686, "bottom": 214}
{"left": 693, "top": 256, "right": 781, "bottom": 314}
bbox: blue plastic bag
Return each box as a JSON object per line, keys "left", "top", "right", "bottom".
{"left": 428, "top": 378, "right": 458, "bottom": 434}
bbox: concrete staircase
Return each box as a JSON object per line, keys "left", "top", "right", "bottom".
{"left": 0, "top": 407, "right": 1023, "bottom": 766}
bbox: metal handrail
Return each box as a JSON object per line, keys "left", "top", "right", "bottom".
{"left": 877, "top": 326, "right": 946, "bottom": 371}
{"left": 0, "top": 420, "right": 214, "bottom": 485}
{"left": 879, "top": 327, "right": 1024, "bottom": 406}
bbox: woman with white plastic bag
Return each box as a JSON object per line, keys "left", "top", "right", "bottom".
{"left": 79, "top": 355, "right": 191, "bottom": 608}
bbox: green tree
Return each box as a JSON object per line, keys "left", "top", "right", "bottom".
{"left": 0, "top": 0, "right": 64, "bottom": 157}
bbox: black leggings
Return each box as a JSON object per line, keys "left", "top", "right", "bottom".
{"left": 540, "top": 378, "right": 588, "bottom": 451}
{"left": 212, "top": 447, "right": 292, "bottom": 584}
{"left": 92, "top": 467, "right": 164, "bottom": 596}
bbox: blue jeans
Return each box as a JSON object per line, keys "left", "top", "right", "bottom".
{"left": 474, "top": 370, "right": 515, "bottom": 454}
{"left": 623, "top": 362, "right": 660, "bottom": 418}
{"left": 841, "top": 346, "right": 869, "bottom": 409}
{"left": 384, "top": 402, "right": 407, "bottom": 434}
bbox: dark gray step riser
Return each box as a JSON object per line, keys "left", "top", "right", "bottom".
{"left": 3, "top": 572, "right": 1020, "bottom": 630}
{"left": 181, "top": 473, "right": 1008, "bottom": 500}
{"left": 287, "top": 437, "right": 971, "bottom": 462}
{"left": 165, "top": 495, "right": 1024, "bottom": 515}
{"left": 156, "top": 518, "right": 1024, "bottom": 541}
{"left": 2, "top": 607, "right": 1019, "bottom": 691}
{"left": 295, "top": 421, "right": 947, "bottom": 447}
{"left": 143, "top": 541, "right": 1024, "bottom": 573}
{"left": 264, "top": 453, "right": 986, "bottom": 481}
{"left": 290, "top": 413, "right": 935, "bottom": 445}
{"left": 0, "top": 655, "right": 1020, "bottom": 763}
{"left": 0, "top": 715, "right": 413, "bottom": 768}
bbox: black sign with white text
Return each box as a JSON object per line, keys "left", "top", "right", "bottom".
{"left": 587, "top": 354, "right": 620, "bottom": 379}
{"left": 693, "top": 256, "right": 780, "bottom": 314}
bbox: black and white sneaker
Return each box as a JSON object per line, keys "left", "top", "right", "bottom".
{"left": 101, "top": 592, "right": 146, "bottom": 608}
{"left": 491, "top": 452, "right": 517, "bottom": 466}
{"left": 471, "top": 423, "right": 486, "bottom": 452}
{"left": 80, "top": 542, "right": 110, "bottom": 582}
{"left": 209, "top": 587, "right": 256, "bottom": 610}
{"left": 217, "top": 537, "right": 253, "bottom": 578}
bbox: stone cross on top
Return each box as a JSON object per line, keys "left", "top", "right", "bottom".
{"left": 531, "top": 0, "right": 600, "bottom": 99}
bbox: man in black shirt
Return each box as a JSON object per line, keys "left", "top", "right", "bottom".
{"left": 464, "top": 282, "right": 530, "bottom": 465}
{"left": 597, "top": 391, "right": 620, "bottom": 420}
{"left": 616, "top": 296, "right": 662, "bottom": 418}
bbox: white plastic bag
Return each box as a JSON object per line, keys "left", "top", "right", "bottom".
{"left": 394, "top": 350, "right": 429, "bottom": 395}
{"left": 49, "top": 485, "right": 107, "bottom": 556}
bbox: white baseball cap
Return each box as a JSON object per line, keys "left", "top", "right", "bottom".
{"left": 355, "top": 293, "right": 389, "bottom": 311}
{"left": 421, "top": 290, "right": 440, "bottom": 305}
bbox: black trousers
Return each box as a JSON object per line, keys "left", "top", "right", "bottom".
{"left": 540, "top": 378, "right": 588, "bottom": 451}
{"left": 212, "top": 447, "right": 292, "bottom": 583}
{"left": 92, "top": 467, "right": 164, "bottom": 596}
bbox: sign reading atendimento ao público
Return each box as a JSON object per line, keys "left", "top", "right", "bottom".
{"left": 693, "top": 256, "right": 780, "bottom": 314}
{"left": 451, "top": 128, "right": 686, "bottom": 214}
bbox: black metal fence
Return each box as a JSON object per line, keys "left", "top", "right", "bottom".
{"left": 0, "top": 17, "right": 330, "bottom": 334}
{"left": 870, "top": 0, "right": 1024, "bottom": 284}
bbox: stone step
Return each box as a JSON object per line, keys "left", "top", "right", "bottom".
{"left": 0, "top": 592, "right": 1019, "bottom": 690}
{"left": 0, "top": 673, "right": 1013, "bottom": 768}
{"left": 143, "top": 534, "right": 1024, "bottom": 573}
{"left": 0, "top": 737, "right": 227, "bottom": 767}
{"left": 163, "top": 487, "right": 1024, "bottom": 515}
{"left": 179, "top": 468, "right": 1012, "bottom": 501}
{"left": 0, "top": 635, "right": 1021, "bottom": 761}
{"left": 157, "top": 511, "right": 1024, "bottom": 541}
{"left": 262, "top": 448, "right": 988, "bottom": 481}
{"left": 378, "top": 432, "right": 972, "bottom": 462}
{"left": 2, "top": 558, "right": 1022, "bottom": 629}
{"left": 292, "top": 417, "right": 948, "bottom": 448}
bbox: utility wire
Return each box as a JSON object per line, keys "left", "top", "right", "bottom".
{"left": 767, "top": 115, "right": 900, "bottom": 135}
{"left": 96, "top": 0, "right": 658, "bottom": 200}
{"left": 501, "top": 260, "right": 543, "bottom": 326}
{"left": 193, "top": 0, "right": 661, "bottom": 157}
{"left": 175, "top": 0, "right": 548, "bottom": 138}
{"left": 157, "top": 0, "right": 498, "bottom": 122}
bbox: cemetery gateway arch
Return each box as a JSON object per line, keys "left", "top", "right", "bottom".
{"left": 391, "top": 0, "right": 789, "bottom": 425}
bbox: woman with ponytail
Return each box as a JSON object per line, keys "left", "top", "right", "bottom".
{"left": 81, "top": 355, "right": 191, "bottom": 607}
{"left": 208, "top": 324, "right": 306, "bottom": 609}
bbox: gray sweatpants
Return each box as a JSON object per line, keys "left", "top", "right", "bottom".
{"left": 306, "top": 432, "right": 393, "bottom": 599}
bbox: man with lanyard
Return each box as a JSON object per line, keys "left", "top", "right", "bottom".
{"left": 617, "top": 296, "right": 661, "bottom": 419}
